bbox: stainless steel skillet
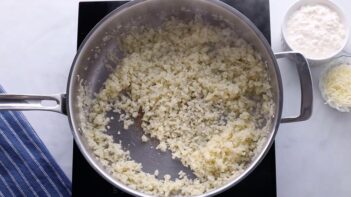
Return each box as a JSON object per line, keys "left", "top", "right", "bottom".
{"left": 0, "top": 0, "right": 313, "bottom": 196}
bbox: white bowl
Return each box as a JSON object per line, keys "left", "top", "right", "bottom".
{"left": 319, "top": 55, "right": 351, "bottom": 112}
{"left": 282, "top": 0, "right": 349, "bottom": 63}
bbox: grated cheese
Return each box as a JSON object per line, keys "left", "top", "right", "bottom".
{"left": 321, "top": 63, "right": 351, "bottom": 111}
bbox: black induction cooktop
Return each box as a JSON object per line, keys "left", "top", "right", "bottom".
{"left": 72, "top": 1, "right": 276, "bottom": 196}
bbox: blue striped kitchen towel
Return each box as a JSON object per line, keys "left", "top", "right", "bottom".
{"left": 0, "top": 86, "right": 71, "bottom": 197}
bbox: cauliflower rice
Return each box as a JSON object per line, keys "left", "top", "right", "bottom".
{"left": 79, "top": 19, "right": 275, "bottom": 196}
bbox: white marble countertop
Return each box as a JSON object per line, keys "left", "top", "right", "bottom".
{"left": 0, "top": 0, "right": 350, "bottom": 196}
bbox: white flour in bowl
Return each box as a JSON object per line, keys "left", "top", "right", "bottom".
{"left": 286, "top": 4, "right": 346, "bottom": 59}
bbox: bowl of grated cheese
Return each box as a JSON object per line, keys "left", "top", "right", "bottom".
{"left": 319, "top": 55, "right": 351, "bottom": 112}
{"left": 282, "top": 0, "right": 349, "bottom": 63}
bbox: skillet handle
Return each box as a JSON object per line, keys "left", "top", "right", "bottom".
{"left": 0, "top": 94, "right": 67, "bottom": 114}
{"left": 275, "top": 51, "right": 313, "bottom": 123}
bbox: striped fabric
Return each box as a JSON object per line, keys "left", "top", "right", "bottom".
{"left": 0, "top": 86, "right": 71, "bottom": 197}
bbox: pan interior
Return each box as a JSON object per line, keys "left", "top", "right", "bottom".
{"left": 68, "top": 0, "right": 280, "bottom": 196}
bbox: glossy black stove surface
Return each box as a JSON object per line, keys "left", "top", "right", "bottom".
{"left": 72, "top": 1, "right": 276, "bottom": 196}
